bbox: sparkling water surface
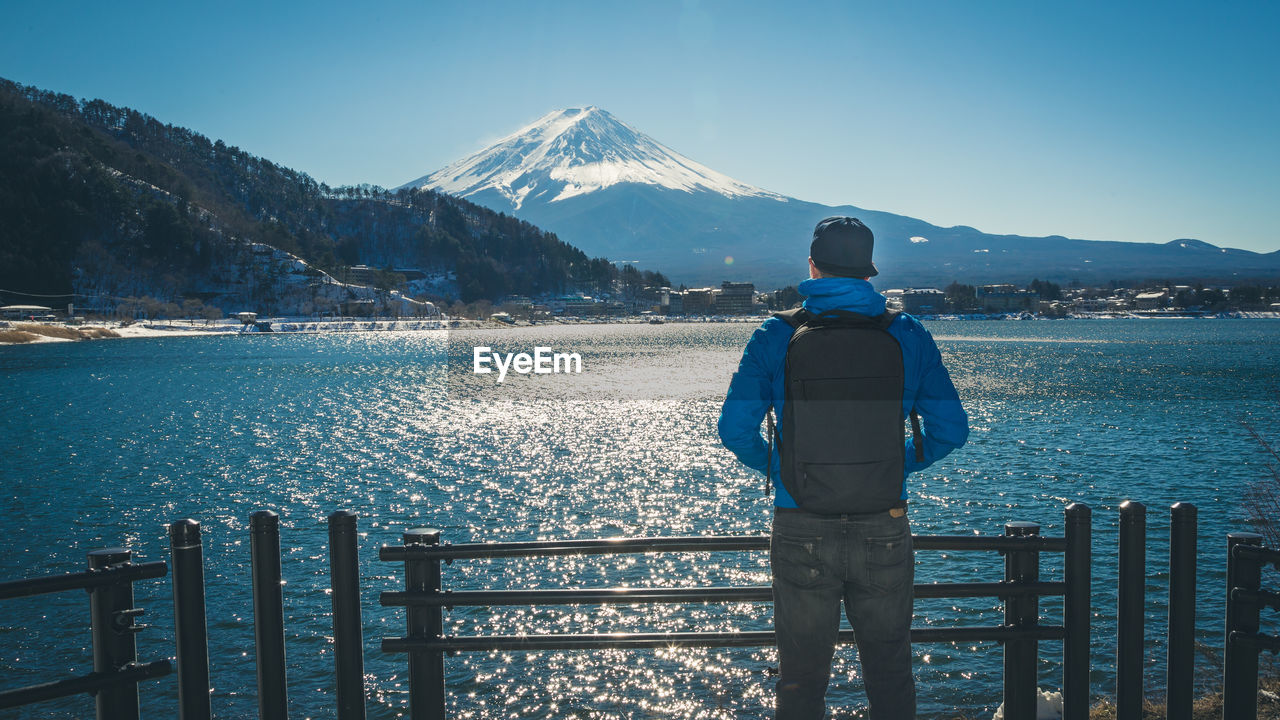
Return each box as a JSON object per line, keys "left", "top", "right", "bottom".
{"left": 1, "top": 319, "right": 1277, "bottom": 719}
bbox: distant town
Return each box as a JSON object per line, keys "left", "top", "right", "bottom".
{"left": 470, "top": 279, "right": 1280, "bottom": 323}
{"left": 6, "top": 274, "right": 1280, "bottom": 330}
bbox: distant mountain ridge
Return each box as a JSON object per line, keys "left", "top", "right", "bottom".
{"left": 404, "top": 107, "right": 1280, "bottom": 288}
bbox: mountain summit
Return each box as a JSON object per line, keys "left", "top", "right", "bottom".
{"left": 404, "top": 109, "right": 1280, "bottom": 287}
{"left": 401, "top": 107, "right": 783, "bottom": 209}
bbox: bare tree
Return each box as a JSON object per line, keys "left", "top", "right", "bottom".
{"left": 1243, "top": 423, "right": 1280, "bottom": 547}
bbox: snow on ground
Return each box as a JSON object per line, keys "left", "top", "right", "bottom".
{"left": 112, "top": 324, "right": 227, "bottom": 338}
{"left": 0, "top": 318, "right": 451, "bottom": 345}
{"left": 991, "top": 689, "right": 1063, "bottom": 719}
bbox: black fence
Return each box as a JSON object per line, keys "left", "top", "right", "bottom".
{"left": 0, "top": 501, "right": 1271, "bottom": 720}
{"left": 378, "top": 507, "right": 1090, "bottom": 720}
{"left": 1224, "top": 531, "right": 1280, "bottom": 720}
{"left": 0, "top": 548, "right": 172, "bottom": 718}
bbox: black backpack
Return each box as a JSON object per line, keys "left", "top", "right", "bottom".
{"left": 769, "top": 307, "right": 923, "bottom": 514}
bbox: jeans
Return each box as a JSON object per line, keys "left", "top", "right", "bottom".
{"left": 771, "top": 508, "right": 915, "bottom": 720}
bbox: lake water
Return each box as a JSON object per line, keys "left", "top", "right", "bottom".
{"left": 1, "top": 319, "right": 1277, "bottom": 719}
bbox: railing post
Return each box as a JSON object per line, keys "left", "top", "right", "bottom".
{"left": 1167, "top": 503, "right": 1196, "bottom": 720}
{"left": 404, "top": 528, "right": 445, "bottom": 720}
{"left": 251, "top": 510, "right": 288, "bottom": 720}
{"left": 329, "top": 511, "right": 367, "bottom": 720}
{"left": 1117, "top": 500, "right": 1146, "bottom": 720}
{"left": 169, "top": 519, "right": 211, "bottom": 720}
{"left": 1223, "top": 531, "right": 1263, "bottom": 720}
{"left": 1003, "top": 521, "right": 1040, "bottom": 720}
{"left": 1063, "top": 503, "right": 1091, "bottom": 720}
{"left": 88, "top": 548, "right": 140, "bottom": 720}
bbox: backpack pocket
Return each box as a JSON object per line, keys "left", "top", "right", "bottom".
{"left": 796, "top": 460, "right": 903, "bottom": 514}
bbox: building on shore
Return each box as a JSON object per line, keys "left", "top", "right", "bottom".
{"left": 0, "top": 305, "right": 54, "bottom": 320}
{"left": 717, "top": 282, "right": 756, "bottom": 314}
{"left": 345, "top": 265, "right": 378, "bottom": 287}
{"left": 977, "top": 284, "right": 1039, "bottom": 312}
{"left": 666, "top": 291, "right": 684, "bottom": 315}
{"left": 549, "top": 295, "right": 602, "bottom": 316}
{"left": 900, "top": 288, "right": 946, "bottom": 315}
{"left": 681, "top": 288, "right": 717, "bottom": 315}
{"left": 1134, "top": 291, "right": 1169, "bottom": 310}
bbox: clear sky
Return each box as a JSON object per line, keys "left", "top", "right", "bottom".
{"left": 3, "top": 0, "right": 1277, "bottom": 252}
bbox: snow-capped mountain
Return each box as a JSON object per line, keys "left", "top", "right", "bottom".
{"left": 403, "top": 108, "right": 1280, "bottom": 288}
{"left": 402, "top": 107, "right": 784, "bottom": 210}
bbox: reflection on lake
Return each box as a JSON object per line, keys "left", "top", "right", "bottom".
{"left": 1, "top": 319, "right": 1276, "bottom": 718}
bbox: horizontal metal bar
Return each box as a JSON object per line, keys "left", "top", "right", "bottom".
{"left": 382, "top": 581, "right": 1066, "bottom": 608}
{"left": 1230, "top": 587, "right": 1280, "bottom": 612}
{"left": 924, "top": 581, "right": 1065, "bottom": 598}
{"left": 0, "top": 660, "right": 171, "bottom": 710}
{"left": 1233, "top": 544, "right": 1280, "bottom": 567}
{"left": 915, "top": 536, "right": 1067, "bottom": 552}
{"left": 380, "top": 536, "right": 767, "bottom": 561}
{"left": 383, "top": 625, "right": 1067, "bottom": 653}
{"left": 381, "top": 586, "right": 775, "bottom": 607}
{"left": 1228, "top": 630, "right": 1280, "bottom": 655}
{"left": 379, "top": 534, "right": 1067, "bottom": 562}
{"left": 0, "top": 561, "right": 168, "bottom": 601}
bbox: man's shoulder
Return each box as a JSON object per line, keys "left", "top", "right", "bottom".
{"left": 886, "top": 311, "right": 938, "bottom": 349}
{"left": 740, "top": 314, "right": 796, "bottom": 366}
{"left": 769, "top": 308, "right": 809, "bottom": 329}
{"left": 887, "top": 310, "right": 928, "bottom": 334}
{"left": 759, "top": 312, "right": 801, "bottom": 334}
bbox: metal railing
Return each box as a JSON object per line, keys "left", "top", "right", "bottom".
{"left": 378, "top": 504, "right": 1093, "bottom": 720}
{"left": 243, "top": 510, "right": 371, "bottom": 720}
{"left": 1224, "top": 532, "right": 1280, "bottom": 720}
{"left": 1111, "top": 501, "right": 1201, "bottom": 720}
{"left": 0, "top": 549, "right": 171, "bottom": 717}
{"left": 0, "top": 500, "right": 1259, "bottom": 720}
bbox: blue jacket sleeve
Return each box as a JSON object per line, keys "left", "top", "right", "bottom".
{"left": 902, "top": 321, "right": 969, "bottom": 475}
{"left": 718, "top": 319, "right": 788, "bottom": 474}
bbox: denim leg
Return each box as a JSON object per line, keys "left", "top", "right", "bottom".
{"left": 844, "top": 514, "right": 915, "bottom": 720}
{"left": 772, "top": 517, "right": 843, "bottom": 720}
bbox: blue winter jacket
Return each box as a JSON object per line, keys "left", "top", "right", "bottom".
{"left": 718, "top": 277, "right": 969, "bottom": 508}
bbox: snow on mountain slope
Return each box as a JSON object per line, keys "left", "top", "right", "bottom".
{"left": 401, "top": 107, "right": 786, "bottom": 209}
{"left": 399, "top": 107, "right": 1280, "bottom": 287}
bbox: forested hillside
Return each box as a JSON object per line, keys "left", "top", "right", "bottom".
{"left": 0, "top": 77, "right": 665, "bottom": 310}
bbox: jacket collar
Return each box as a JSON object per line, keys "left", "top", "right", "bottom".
{"left": 799, "top": 277, "right": 888, "bottom": 316}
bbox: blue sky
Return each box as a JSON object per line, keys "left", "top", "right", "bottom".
{"left": 3, "top": 0, "right": 1277, "bottom": 252}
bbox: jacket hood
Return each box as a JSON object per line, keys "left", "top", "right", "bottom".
{"left": 799, "top": 277, "right": 888, "bottom": 316}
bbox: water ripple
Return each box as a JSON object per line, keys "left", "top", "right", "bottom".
{"left": 0, "top": 321, "right": 1276, "bottom": 718}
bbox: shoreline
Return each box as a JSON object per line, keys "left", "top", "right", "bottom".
{"left": 3, "top": 311, "right": 1279, "bottom": 346}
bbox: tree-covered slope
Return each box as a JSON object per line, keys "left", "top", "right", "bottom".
{"left": 0, "top": 77, "right": 661, "bottom": 309}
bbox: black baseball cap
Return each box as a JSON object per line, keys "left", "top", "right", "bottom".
{"left": 810, "top": 216, "right": 877, "bottom": 278}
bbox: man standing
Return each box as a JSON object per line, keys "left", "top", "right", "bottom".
{"left": 718, "top": 216, "right": 968, "bottom": 719}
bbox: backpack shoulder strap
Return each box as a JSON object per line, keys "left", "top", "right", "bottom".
{"left": 772, "top": 307, "right": 813, "bottom": 329}
{"left": 876, "top": 309, "right": 924, "bottom": 462}
{"left": 763, "top": 307, "right": 812, "bottom": 497}
{"left": 875, "top": 309, "right": 901, "bottom": 330}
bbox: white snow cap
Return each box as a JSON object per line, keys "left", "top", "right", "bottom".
{"left": 403, "top": 107, "right": 784, "bottom": 208}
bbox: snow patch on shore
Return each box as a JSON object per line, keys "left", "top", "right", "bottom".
{"left": 992, "top": 689, "right": 1063, "bottom": 719}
